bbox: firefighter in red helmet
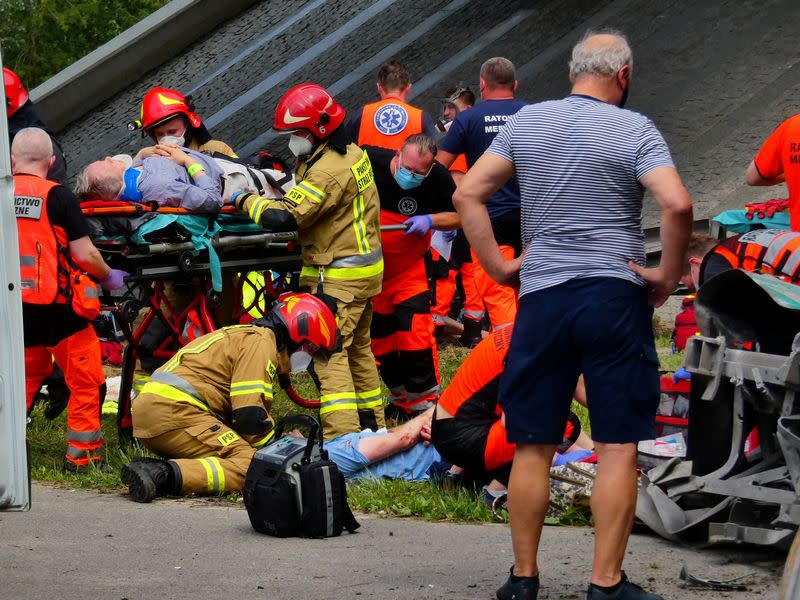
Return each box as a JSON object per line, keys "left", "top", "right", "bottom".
{"left": 130, "top": 86, "right": 236, "bottom": 157}
{"left": 122, "top": 292, "right": 339, "bottom": 502}
{"left": 5, "top": 67, "right": 68, "bottom": 184}
{"left": 234, "top": 83, "right": 385, "bottom": 440}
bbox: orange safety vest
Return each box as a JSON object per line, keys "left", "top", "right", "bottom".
{"left": 357, "top": 98, "right": 423, "bottom": 151}
{"left": 14, "top": 174, "right": 72, "bottom": 305}
{"left": 709, "top": 229, "right": 800, "bottom": 282}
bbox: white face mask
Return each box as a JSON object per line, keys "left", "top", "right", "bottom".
{"left": 288, "top": 133, "right": 314, "bottom": 158}
{"left": 158, "top": 134, "right": 185, "bottom": 147}
{"left": 289, "top": 350, "right": 313, "bottom": 374}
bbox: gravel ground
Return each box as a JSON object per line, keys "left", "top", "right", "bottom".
{"left": 0, "top": 484, "right": 784, "bottom": 600}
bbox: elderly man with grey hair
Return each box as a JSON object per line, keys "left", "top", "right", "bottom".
{"left": 454, "top": 31, "right": 693, "bottom": 600}
{"left": 75, "top": 143, "right": 225, "bottom": 212}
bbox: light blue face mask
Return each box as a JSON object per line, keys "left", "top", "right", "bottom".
{"left": 119, "top": 168, "right": 143, "bottom": 202}
{"left": 394, "top": 166, "right": 425, "bottom": 190}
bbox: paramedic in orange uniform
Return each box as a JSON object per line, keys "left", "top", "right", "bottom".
{"left": 430, "top": 85, "right": 485, "bottom": 345}
{"left": 432, "top": 327, "right": 586, "bottom": 486}
{"left": 746, "top": 114, "right": 800, "bottom": 231}
{"left": 348, "top": 60, "right": 438, "bottom": 151}
{"left": 12, "top": 128, "right": 126, "bottom": 471}
{"left": 366, "top": 134, "right": 459, "bottom": 417}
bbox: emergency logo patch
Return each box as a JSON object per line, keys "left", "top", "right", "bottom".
{"left": 399, "top": 197, "right": 418, "bottom": 215}
{"left": 266, "top": 360, "right": 277, "bottom": 379}
{"left": 374, "top": 103, "right": 408, "bottom": 136}
{"left": 14, "top": 195, "right": 43, "bottom": 219}
{"left": 217, "top": 431, "right": 240, "bottom": 447}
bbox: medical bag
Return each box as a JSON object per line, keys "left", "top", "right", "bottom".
{"left": 243, "top": 414, "right": 359, "bottom": 538}
{"left": 67, "top": 270, "right": 101, "bottom": 320}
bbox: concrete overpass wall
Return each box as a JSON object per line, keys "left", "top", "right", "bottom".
{"left": 49, "top": 0, "right": 800, "bottom": 222}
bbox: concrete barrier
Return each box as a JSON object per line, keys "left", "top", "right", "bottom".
{"left": 29, "top": 0, "right": 260, "bottom": 132}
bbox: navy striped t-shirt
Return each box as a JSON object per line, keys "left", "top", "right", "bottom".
{"left": 487, "top": 94, "right": 675, "bottom": 297}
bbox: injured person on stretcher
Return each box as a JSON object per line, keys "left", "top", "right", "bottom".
{"left": 74, "top": 142, "right": 292, "bottom": 211}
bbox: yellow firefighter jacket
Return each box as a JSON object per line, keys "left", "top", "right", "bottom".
{"left": 132, "top": 324, "right": 280, "bottom": 447}
{"left": 241, "top": 140, "right": 382, "bottom": 300}
{"left": 189, "top": 138, "right": 238, "bottom": 158}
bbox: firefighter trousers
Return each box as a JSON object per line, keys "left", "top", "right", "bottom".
{"left": 371, "top": 259, "right": 440, "bottom": 412}
{"left": 312, "top": 295, "right": 385, "bottom": 440}
{"left": 25, "top": 324, "right": 105, "bottom": 467}
{"left": 471, "top": 245, "right": 517, "bottom": 330}
{"left": 137, "top": 408, "right": 257, "bottom": 494}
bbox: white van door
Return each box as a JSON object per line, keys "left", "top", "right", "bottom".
{"left": 0, "top": 50, "right": 31, "bottom": 512}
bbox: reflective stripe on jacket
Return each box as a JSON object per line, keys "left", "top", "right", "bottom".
{"left": 709, "top": 229, "right": 800, "bottom": 281}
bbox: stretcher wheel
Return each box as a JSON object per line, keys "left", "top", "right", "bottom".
{"left": 179, "top": 251, "right": 195, "bottom": 272}
{"left": 206, "top": 289, "right": 222, "bottom": 308}
{"left": 120, "top": 299, "right": 143, "bottom": 323}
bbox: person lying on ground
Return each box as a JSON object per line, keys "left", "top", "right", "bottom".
{"left": 322, "top": 406, "right": 442, "bottom": 481}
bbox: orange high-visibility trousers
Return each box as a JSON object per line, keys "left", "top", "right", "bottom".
{"left": 431, "top": 255, "right": 485, "bottom": 324}
{"left": 471, "top": 245, "right": 517, "bottom": 330}
{"left": 25, "top": 324, "right": 105, "bottom": 467}
{"left": 371, "top": 258, "right": 440, "bottom": 412}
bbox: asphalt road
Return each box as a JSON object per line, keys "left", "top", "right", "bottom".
{"left": 0, "top": 484, "right": 783, "bottom": 600}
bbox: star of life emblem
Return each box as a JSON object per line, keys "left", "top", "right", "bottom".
{"left": 374, "top": 103, "right": 408, "bottom": 136}
{"left": 398, "top": 197, "right": 418, "bottom": 215}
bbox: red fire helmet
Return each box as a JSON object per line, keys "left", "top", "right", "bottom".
{"left": 273, "top": 83, "right": 346, "bottom": 139}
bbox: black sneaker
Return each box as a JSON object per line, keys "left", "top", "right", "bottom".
{"left": 120, "top": 459, "right": 179, "bottom": 503}
{"left": 586, "top": 572, "right": 663, "bottom": 600}
{"left": 496, "top": 566, "right": 539, "bottom": 600}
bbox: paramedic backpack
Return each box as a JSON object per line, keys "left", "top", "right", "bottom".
{"left": 243, "top": 414, "right": 360, "bottom": 538}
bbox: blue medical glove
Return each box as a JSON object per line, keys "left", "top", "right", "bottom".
{"left": 440, "top": 229, "right": 458, "bottom": 242}
{"left": 99, "top": 269, "right": 128, "bottom": 291}
{"left": 403, "top": 214, "right": 433, "bottom": 236}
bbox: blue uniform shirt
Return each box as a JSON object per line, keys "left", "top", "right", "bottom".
{"left": 440, "top": 98, "right": 526, "bottom": 218}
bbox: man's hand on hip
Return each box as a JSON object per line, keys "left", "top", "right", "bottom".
{"left": 628, "top": 261, "right": 676, "bottom": 307}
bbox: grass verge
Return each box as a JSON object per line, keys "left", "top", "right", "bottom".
{"left": 27, "top": 341, "right": 683, "bottom": 524}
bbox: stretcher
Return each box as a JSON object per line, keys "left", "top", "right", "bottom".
{"left": 82, "top": 201, "right": 318, "bottom": 439}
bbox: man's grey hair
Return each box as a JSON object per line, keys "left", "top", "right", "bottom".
{"left": 403, "top": 134, "right": 438, "bottom": 159}
{"left": 74, "top": 162, "right": 122, "bottom": 201}
{"left": 480, "top": 57, "right": 516, "bottom": 90}
{"left": 569, "top": 29, "right": 633, "bottom": 77}
{"left": 11, "top": 127, "right": 53, "bottom": 165}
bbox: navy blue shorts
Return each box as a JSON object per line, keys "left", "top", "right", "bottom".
{"left": 499, "top": 277, "right": 660, "bottom": 445}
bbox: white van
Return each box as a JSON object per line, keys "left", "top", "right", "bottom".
{"left": 0, "top": 49, "right": 32, "bottom": 512}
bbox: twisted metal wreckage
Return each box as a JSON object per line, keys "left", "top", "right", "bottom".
{"left": 636, "top": 266, "right": 800, "bottom": 551}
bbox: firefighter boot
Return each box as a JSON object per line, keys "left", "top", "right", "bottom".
{"left": 121, "top": 458, "right": 182, "bottom": 503}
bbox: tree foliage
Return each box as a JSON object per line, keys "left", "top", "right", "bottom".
{"left": 0, "top": 0, "right": 169, "bottom": 88}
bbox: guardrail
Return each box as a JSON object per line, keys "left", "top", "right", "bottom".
{"left": 29, "top": 0, "right": 260, "bottom": 132}
{"left": 644, "top": 218, "right": 710, "bottom": 267}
